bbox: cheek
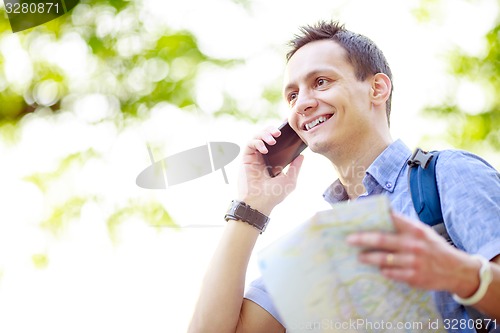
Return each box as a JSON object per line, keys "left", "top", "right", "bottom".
{"left": 287, "top": 113, "right": 306, "bottom": 140}
{"left": 288, "top": 113, "right": 299, "bottom": 131}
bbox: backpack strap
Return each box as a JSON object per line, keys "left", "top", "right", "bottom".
{"left": 407, "top": 148, "right": 444, "bottom": 227}
{"left": 407, "top": 148, "right": 490, "bottom": 333}
{"left": 408, "top": 148, "right": 453, "bottom": 246}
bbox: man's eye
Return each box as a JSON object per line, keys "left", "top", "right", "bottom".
{"left": 316, "top": 78, "right": 327, "bottom": 87}
{"left": 288, "top": 92, "right": 297, "bottom": 104}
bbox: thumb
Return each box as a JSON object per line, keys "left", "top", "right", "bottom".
{"left": 284, "top": 154, "right": 304, "bottom": 182}
{"left": 391, "top": 211, "right": 423, "bottom": 234}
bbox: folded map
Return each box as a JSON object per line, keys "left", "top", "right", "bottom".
{"left": 258, "top": 195, "right": 445, "bottom": 332}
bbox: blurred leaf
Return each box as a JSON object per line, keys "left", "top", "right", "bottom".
{"left": 32, "top": 253, "right": 49, "bottom": 269}
{"left": 0, "top": 121, "right": 20, "bottom": 143}
{"left": 412, "top": 0, "right": 443, "bottom": 23}
{"left": 24, "top": 149, "right": 100, "bottom": 192}
{"left": 40, "top": 196, "right": 88, "bottom": 235}
{"left": 262, "top": 82, "right": 284, "bottom": 105}
{"left": 102, "top": 0, "right": 129, "bottom": 12}
{"left": 0, "top": 89, "right": 26, "bottom": 119}
{"left": 107, "top": 201, "right": 178, "bottom": 243}
{"left": 230, "top": 0, "right": 252, "bottom": 10}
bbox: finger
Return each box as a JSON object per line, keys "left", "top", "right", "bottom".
{"left": 359, "top": 251, "right": 394, "bottom": 267}
{"left": 283, "top": 154, "right": 304, "bottom": 181}
{"left": 244, "top": 139, "right": 268, "bottom": 155}
{"left": 241, "top": 152, "right": 266, "bottom": 167}
{"left": 268, "top": 126, "right": 281, "bottom": 138}
{"left": 259, "top": 126, "right": 281, "bottom": 138}
{"left": 262, "top": 125, "right": 283, "bottom": 142}
{"left": 391, "top": 212, "right": 437, "bottom": 244}
{"left": 346, "top": 231, "right": 401, "bottom": 252}
{"left": 380, "top": 267, "right": 414, "bottom": 283}
{"left": 245, "top": 128, "right": 281, "bottom": 155}
{"left": 391, "top": 211, "right": 425, "bottom": 235}
{"left": 358, "top": 251, "right": 415, "bottom": 269}
{"left": 261, "top": 132, "right": 277, "bottom": 146}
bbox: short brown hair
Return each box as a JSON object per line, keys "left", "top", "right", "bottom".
{"left": 287, "top": 21, "right": 393, "bottom": 123}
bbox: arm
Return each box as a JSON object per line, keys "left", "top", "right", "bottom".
{"left": 347, "top": 150, "right": 500, "bottom": 320}
{"left": 188, "top": 127, "right": 304, "bottom": 333}
{"left": 347, "top": 212, "right": 500, "bottom": 320}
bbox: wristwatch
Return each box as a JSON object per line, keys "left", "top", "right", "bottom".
{"left": 224, "top": 200, "right": 270, "bottom": 233}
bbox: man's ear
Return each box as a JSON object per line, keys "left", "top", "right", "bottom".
{"left": 369, "top": 73, "right": 391, "bottom": 106}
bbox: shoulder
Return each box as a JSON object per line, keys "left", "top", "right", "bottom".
{"left": 433, "top": 149, "right": 500, "bottom": 253}
{"left": 435, "top": 149, "right": 497, "bottom": 170}
{"left": 434, "top": 148, "right": 499, "bottom": 195}
{"left": 434, "top": 149, "right": 499, "bottom": 183}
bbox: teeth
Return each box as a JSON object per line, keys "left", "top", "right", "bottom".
{"left": 305, "top": 116, "right": 329, "bottom": 131}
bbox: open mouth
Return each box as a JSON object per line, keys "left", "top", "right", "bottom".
{"left": 304, "top": 114, "right": 333, "bottom": 131}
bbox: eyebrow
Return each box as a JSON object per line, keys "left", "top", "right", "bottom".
{"left": 283, "top": 67, "right": 338, "bottom": 96}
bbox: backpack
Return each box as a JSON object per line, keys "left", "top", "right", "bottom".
{"left": 407, "top": 148, "right": 492, "bottom": 333}
{"left": 407, "top": 148, "right": 450, "bottom": 242}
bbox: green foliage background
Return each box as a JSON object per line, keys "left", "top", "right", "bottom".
{"left": 0, "top": 0, "right": 278, "bottom": 243}
{"left": 415, "top": 0, "right": 500, "bottom": 153}
{"left": 0, "top": 0, "right": 498, "bottom": 258}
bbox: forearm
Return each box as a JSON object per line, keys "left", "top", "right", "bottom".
{"left": 453, "top": 255, "right": 500, "bottom": 320}
{"left": 188, "top": 126, "right": 303, "bottom": 332}
{"left": 188, "top": 219, "right": 260, "bottom": 333}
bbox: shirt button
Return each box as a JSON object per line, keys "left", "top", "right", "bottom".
{"left": 385, "top": 182, "right": 393, "bottom": 189}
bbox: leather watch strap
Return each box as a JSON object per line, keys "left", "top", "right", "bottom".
{"left": 224, "top": 200, "right": 270, "bottom": 233}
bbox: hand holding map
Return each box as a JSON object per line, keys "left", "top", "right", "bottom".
{"left": 258, "top": 195, "right": 446, "bottom": 332}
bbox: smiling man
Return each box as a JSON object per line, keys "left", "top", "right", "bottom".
{"left": 188, "top": 21, "right": 500, "bottom": 333}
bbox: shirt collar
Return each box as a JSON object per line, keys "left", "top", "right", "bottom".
{"left": 322, "top": 139, "right": 411, "bottom": 205}
{"left": 322, "top": 178, "right": 349, "bottom": 204}
{"left": 364, "top": 139, "right": 411, "bottom": 194}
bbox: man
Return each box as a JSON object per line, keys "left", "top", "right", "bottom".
{"left": 188, "top": 21, "right": 500, "bottom": 333}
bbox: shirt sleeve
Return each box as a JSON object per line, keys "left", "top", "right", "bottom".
{"left": 244, "top": 276, "right": 284, "bottom": 325}
{"left": 436, "top": 150, "right": 500, "bottom": 260}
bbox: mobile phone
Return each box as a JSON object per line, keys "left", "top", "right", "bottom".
{"left": 262, "top": 121, "right": 307, "bottom": 177}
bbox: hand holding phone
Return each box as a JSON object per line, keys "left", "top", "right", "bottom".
{"left": 262, "top": 121, "right": 307, "bottom": 177}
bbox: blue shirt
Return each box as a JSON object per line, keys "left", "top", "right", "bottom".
{"left": 245, "top": 139, "right": 500, "bottom": 332}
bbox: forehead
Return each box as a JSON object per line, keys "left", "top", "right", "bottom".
{"left": 284, "top": 40, "right": 353, "bottom": 87}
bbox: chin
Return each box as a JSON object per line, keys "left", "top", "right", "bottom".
{"left": 307, "top": 140, "right": 331, "bottom": 155}
{"left": 308, "top": 135, "right": 345, "bottom": 160}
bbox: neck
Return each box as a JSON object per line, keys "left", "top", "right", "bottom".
{"left": 331, "top": 134, "right": 393, "bottom": 199}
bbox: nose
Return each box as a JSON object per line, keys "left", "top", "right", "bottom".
{"left": 295, "top": 90, "right": 318, "bottom": 115}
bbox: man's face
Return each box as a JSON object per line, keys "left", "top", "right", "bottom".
{"left": 284, "top": 40, "right": 373, "bottom": 156}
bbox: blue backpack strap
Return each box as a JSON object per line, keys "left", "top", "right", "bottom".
{"left": 407, "top": 148, "right": 443, "bottom": 227}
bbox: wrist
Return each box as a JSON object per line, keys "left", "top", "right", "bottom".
{"left": 237, "top": 197, "right": 274, "bottom": 216}
{"left": 452, "top": 255, "right": 493, "bottom": 305}
{"left": 453, "top": 255, "right": 482, "bottom": 298}
{"left": 225, "top": 200, "right": 270, "bottom": 234}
